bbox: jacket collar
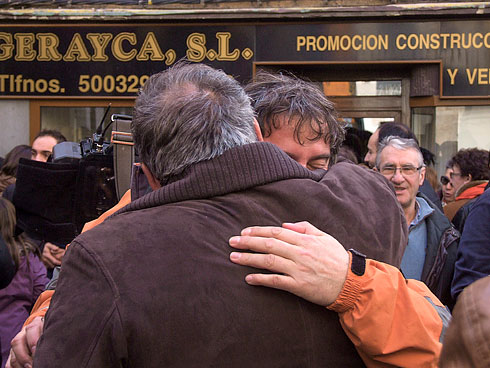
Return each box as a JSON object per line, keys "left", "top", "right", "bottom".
{"left": 455, "top": 180, "right": 488, "bottom": 200}
{"left": 411, "top": 196, "right": 434, "bottom": 228}
{"left": 116, "top": 142, "right": 323, "bottom": 215}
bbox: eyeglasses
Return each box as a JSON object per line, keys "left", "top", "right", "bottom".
{"left": 380, "top": 165, "right": 423, "bottom": 177}
{"left": 450, "top": 172, "right": 463, "bottom": 180}
{"left": 440, "top": 175, "right": 450, "bottom": 185}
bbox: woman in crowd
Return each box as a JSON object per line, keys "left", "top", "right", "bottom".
{"left": 440, "top": 159, "right": 456, "bottom": 206}
{"left": 0, "top": 198, "right": 48, "bottom": 368}
{"left": 443, "top": 148, "right": 490, "bottom": 229}
{"left": 0, "top": 145, "right": 31, "bottom": 197}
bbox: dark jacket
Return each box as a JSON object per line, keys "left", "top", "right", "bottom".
{"left": 451, "top": 180, "right": 489, "bottom": 234}
{"left": 419, "top": 179, "right": 443, "bottom": 211}
{"left": 0, "top": 236, "right": 15, "bottom": 289}
{"left": 451, "top": 188, "right": 490, "bottom": 301}
{"left": 35, "top": 142, "right": 407, "bottom": 368}
{"left": 418, "top": 193, "right": 459, "bottom": 309}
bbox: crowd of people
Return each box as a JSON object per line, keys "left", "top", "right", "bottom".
{"left": 0, "top": 62, "right": 489, "bottom": 367}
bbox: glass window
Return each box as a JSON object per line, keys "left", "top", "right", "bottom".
{"left": 41, "top": 106, "right": 133, "bottom": 143}
{"left": 323, "top": 81, "right": 401, "bottom": 97}
{"left": 341, "top": 117, "right": 395, "bottom": 132}
{"left": 412, "top": 107, "right": 435, "bottom": 152}
{"left": 413, "top": 105, "right": 490, "bottom": 178}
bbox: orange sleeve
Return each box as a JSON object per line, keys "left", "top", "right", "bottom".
{"left": 24, "top": 190, "right": 133, "bottom": 326}
{"left": 24, "top": 290, "right": 55, "bottom": 326}
{"left": 81, "top": 189, "right": 132, "bottom": 233}
{"left": 328, "top": 256, "right": 445, "bottom": 368}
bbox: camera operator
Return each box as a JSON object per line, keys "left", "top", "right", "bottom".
{"left": 30, "top": 130, "right": 66, "bottom": 163}
{"left": 3, "top": 130, "right": 67, "bottom": 274}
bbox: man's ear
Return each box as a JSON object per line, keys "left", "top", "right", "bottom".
{"left": 419, "top": 166, "right": 426, "bottom": 186}
{"left": 464, "top": 173, "right": 472, "bottom": 184}
{"left": 253, "top": 118, "right": 264, "bottom": 142}
{"left": 141, "top": 163, "right": 161, "bottom": 190}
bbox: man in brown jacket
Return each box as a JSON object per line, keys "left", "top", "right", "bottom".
{"left": 440, "top": 275, "right": 490, "bottom": 367}
{"left": 32, "top": 62, "right": 408, "bottom": 367}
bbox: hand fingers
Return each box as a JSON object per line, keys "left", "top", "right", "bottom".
{"left": 25, "top": 318, "right": 44, "bottom": 356}
{"left": 10, "top": 329, "right": 33, "bottom": 368}
{"left": 283, "top": 223, "right": 345, "bottom": 253}
{"left": 45, "top": 242, "right": 56, "bottom": 251}
{"left": 5, "top": 352, "right": 14, "bottom": 368}
{"left": 5, "top": 351, "right": 23, "bottom": 368}
{"left": 43, "top": 253, "right": 61, "bottom": 268}
{"left": 46, "top": 253, "right": 61, "bottom": 266}
{"left": 242, "top": 273, "right": 299, "bottom": 295}
{"left": 50, "top": 247, "right": 62, "bottom": 255}
{"left": 237, "top": 224, "right": 325, "bottom": 251}
{"left": 229, "top": 234, "right": 297, "bottom": 261}
{"left": 53, "top": 251, "right": 65, "bottom": 261}
{"left": 47, "top": 244, "right": 62, "bottom": 255}
{"left": 282, "top": 221, "right": 325, "bottom": 236}
{"left": 229, "top": 251, "right": 295, "bottom": 275}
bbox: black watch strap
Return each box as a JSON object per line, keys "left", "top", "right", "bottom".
{"left": 348, "top": 249, "right": 366, "bottom": 276}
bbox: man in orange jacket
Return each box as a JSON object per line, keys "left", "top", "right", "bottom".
{"left": 8, "top": 69, "right": 448, "bottom": 368}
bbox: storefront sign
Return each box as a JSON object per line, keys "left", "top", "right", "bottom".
{"left": 0, "top": 21, "right": 489, "bottom": 97}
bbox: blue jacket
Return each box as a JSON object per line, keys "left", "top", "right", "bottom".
{"left": 451, "top": 188, "right": 490, "bottom": 301}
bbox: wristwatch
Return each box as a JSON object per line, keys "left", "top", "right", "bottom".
{"left": 348, "top": 249, "right": 366, "bottom": 276}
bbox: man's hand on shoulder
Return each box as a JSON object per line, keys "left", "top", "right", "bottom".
{"left": 229, "top": 221, "right": 349, "bottom": 306}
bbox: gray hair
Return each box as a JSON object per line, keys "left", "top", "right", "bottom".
{"left": 376, "top": 136, "right": 424, "bottom": 169}
{"left": 132, "top": 62, "right": 257, "bottom": 184}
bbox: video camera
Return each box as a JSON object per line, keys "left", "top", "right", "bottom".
{"left": 13, "top": 109, "right": 136, "bottom": 245}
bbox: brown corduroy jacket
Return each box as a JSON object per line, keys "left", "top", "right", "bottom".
{"left": 440, "top": 275, "right": 490, "bottom": 368}
{"left": 34, "top": 142, "right": 407, "bottom": 368}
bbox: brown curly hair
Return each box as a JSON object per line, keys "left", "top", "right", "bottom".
{"left": 245, "top": 70, "right": 345, "bottom": 164}
{"left": 451, "top": 148, "right": 490, "bottom": 181}
{"left": 0, "top": 198, "right": 40, "bottom": 270}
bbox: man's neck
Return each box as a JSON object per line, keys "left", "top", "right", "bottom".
{"left": 404, "top": 203, "right": 417, "bottom": 226}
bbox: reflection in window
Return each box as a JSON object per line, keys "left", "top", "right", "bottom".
{"left": 41, "top": 106, "right": 133, "bottom": 143}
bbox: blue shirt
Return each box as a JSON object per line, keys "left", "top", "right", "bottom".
{"left": 401, "top": 197, "right": 434, "bottom": 280}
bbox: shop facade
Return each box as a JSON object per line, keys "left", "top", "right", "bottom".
{"left": 0, "top": 1, "right": 489, "bottom": 176}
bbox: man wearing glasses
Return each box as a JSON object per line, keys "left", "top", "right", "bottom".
{"left": 443, "top": 148, "right": 490, "bottom": 229}
{"left": 376, "top": 136, "right": 459, "bottom": 308}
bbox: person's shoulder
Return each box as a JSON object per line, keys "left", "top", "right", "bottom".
{"left": 326, "top": 161, "right": 385, "bottom": 182}
{"left": 461, "top": 189, "right": 490, "bottom": 226}
{"left": 443, "top": 199, "right": 466, "bottom": 221}
{"left": 473, "top": 188, "right": 490, "bottom": 207}
{"left": 324, "top": 161, "right": 397, "bottom": 200}
{"left": 440, "top": 275, "right": 490, "bottom": 366}
{"left": 74, "top": 204, "right": 174, "bottom": 251}
{"left": 419, "top": 192, "right": 456, "bottom": 232}
{"left": 417, "top": 192, "right": 441, "bottom": 216}
{"left": 419, "top": 179, "right": 443, "bottom": 211}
